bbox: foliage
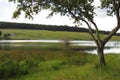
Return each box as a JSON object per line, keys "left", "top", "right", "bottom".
{"left": 9, "top": 0, "right": 95, "bottom": 23}
{"left": 100, "top": 0, "right": 119, "bottom": 16}
{"left": 0, "top": 59, "right": 37, "bottom": 79}
{"left": 0, "top": 21, "right": 90, "bottom": 32}
{"left": 3, "top": 33, "right": 11, "bottom": 40}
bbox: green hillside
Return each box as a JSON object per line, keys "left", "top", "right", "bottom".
{"left": 0, "top": 29, "right": 120, "bottom": 40}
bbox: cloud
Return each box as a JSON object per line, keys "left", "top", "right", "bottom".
{"left": 0, "top": 0, "right": 16, "bottom": 19}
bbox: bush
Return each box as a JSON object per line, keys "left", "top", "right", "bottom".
{"left": 0, "top": 59, "right": 38, "bottom": 79}
{"left": 0, "top": 60, "right": 18, "bottom": 78}
{"left": 3, "top": 33, "right": 11, "bottom": 40}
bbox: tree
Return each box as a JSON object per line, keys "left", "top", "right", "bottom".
{"left": 99, "top": 0, "right": 120, "bottom": 65}
{"left": 8, "top": 0, "right": 120, "bottom": 66}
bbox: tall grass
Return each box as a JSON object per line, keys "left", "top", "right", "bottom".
{"left": 0, "top": 48, "right": 120, "bottom": 80}
{"left": 0, "top": 48, "right": 93, "bottom": 79}
{"left": 12, "top": 53, "right": 120, "bottom": 80}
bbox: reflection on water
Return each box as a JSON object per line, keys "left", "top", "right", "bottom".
{"left": 71, "top": 41, "right": 120, "bottom": 54}
{"left": 0, "top": 40, "right": 62, "bottom": 43}
{"left": 0, "top": 40, "right": 120, "bottom": 54}
{"left": 86, "top": 47, "right": 120, "bottom": 54}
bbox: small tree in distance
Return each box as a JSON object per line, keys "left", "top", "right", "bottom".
{"left": 8, "top": 0, "right": 120, "bottom": 66}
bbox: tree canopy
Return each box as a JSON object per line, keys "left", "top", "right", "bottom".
{"left": 9, "top": 0, "right": 95, "bottom": 23}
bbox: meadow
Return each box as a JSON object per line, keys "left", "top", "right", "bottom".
{"left": 0, "top": 29, "right": 90, "bottom": 40}
{"left": 0, "top": 29, "right": 120, "bottom": 40}
{"left": 0, "top": 29, "right": 120, "bottom": 80}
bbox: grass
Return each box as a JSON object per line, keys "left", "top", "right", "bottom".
{"left": 0, "top": 29, "right": 91, "bottom": 40}
{"left": 14, "top": 53, "right": 120, "bottom": 80}
{"left": 1, "top": 29, "right": 120, "bottom": 40}
{"left": 0, "top": 48, "right": 120, "bottom": 80}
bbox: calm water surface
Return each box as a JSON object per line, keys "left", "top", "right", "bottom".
{"left": 0, "top": 40, "right": 120, "bottom": 54}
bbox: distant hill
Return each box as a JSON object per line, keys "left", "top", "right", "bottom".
{"left": 0, "top": 21, "right": 120, "bottom": 36}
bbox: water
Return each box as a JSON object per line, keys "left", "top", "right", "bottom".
{"left": 87, "top": 47, "right": 120, "bottom": 54}
{"left": 0, "top": 40, "right": 62, "bottom": 43}
{"left": 0, "top": 40, "right": 120, "bottom": 54}
{"left": 71, "top": 41, "right": 120, "bottom": 54}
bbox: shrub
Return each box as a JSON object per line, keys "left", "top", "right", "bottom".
{"left": 0, "top": 59, "right": 38, "bottom": 79}
{"left": 0, "top": 60, "right": 18, "bottom": 78}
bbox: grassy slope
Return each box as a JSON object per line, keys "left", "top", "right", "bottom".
{"left": 0, "top": 29, "right": 90, "bottom": 40}
{"left": 1, "top": 29, "right": 120, "bottom": 40}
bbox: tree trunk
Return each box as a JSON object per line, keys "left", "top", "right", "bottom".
{"left": 97, "top": 45, "right": 106, "bottom": 66}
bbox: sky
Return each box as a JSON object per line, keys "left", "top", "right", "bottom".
{"left": 0, "top": 0, "right": 119, "bottom": 32}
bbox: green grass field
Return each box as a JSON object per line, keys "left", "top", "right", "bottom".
{"left": 0, "top": 29, "right": 120, "bottom": 40}
{"left": 0, "top": 48, "right": 120, "bottom": 80}
{"left": 0, "top": 29, "right": 90, "bottom": 40}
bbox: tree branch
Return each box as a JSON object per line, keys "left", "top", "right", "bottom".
{"left": 90, "top": 20, "right": 101, "bottom": 41}
{"left": 103, "top": 1, "right": 120, "bottom": 44}
{"left": 103, "top": 25, "right": 120, "bottom": 44}
{"left": 67, "top": 7, "right": 97, "bottom": 44}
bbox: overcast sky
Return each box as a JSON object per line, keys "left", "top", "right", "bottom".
{"left": 0, "top": 0, "right": 119, "bottom": 32}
